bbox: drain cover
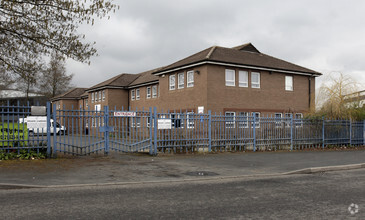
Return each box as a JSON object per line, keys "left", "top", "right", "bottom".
{"left": 184, "top": 171, "right": 219, "bottom": 176}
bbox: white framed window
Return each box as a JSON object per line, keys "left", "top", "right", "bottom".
{"left": 169, "top": 75, "right": 176, "bottom": 90}
{"left": 251, "top": 72, "right": 260, "bottom": 88}
{"left": 187, "top": 71, "right": 194, "bottom": 87}
{"left": 102, "top": 90, "right": 105, "bottom": 101}
{"left": 152, "top": 85, "right": 157, "bottom": 98}
{"left": 131, "top": 89, "right": 135, "bottom": 101}
{"left": 238, "top": 112, "right": 249, "bottom": 128}
{"left": 187, "top": 112, "right": 195, "bottom": 129}
{"left": 295, "top": 113, "right": 303, "bottom": 127}
{"left": 225, "top": 69, "right": 235, "bottom": 86}
{"left": 91, "top": 93, "right": 94, "bottom": 103}
{"left": 225, "top": 112, "right": 235, "bottom": 128}
{"left": 131, "top": 117, "right": 141, "bottom": 128}
{"left": 252, "top": 112, "right": 260, "bottom": 128}
{"left": 85, "top": 119, "right": 89, "bottom": 128}
{"left": 239, "top": 71, "right": 248, "bottom": 87}
{"left": 285, "top": 76, "right": 293, "bottom": 91}
{"left": 99, "top": 91, "right": 101, "bottom": 101}
{"left": 147, "top": 117, "right": 155, "bottom": 128}
{"left": 85, "top": 100, "right": 88, "bottom": 108}
{"left": 146, "top": 87, "right": 151, "bottom": 99}
{"left": 274, "top": 113, "right": 282, "bottom": 127}
{"left": 136, "top": 88, "right": 140, "bottom": 100}
{"left": 94, "top": 104, "right": 101, "bottom": 112}
{"left": 178, "top": 72, "right": 184, "bottom": 89}
{"left": 285, "top": 113, "right": 292, "bottom": 127}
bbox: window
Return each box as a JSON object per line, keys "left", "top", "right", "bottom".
{"left": 274, "top": 113, "right": 282, "bottom": 127}
{"left": 238, "top": 112, "right": 249, "bottom": 128}
{"left": 251, "top": 72, "right": 260, "bottom": 88}
{"left": 252, "top": 112, "right": 260, "bottom": 128}
{"left": 85, "top": 100, "right": 88, "bottom": 108}
{"left": 225, "top": 112, "right": 235, "bottom": 128}
{"left": 225, "top": 69, "right": 235, "bottom": 86}
{"left": 102, "top": 90, "right": 105, "bottom": 101}
{"left": 178, "top": 72, "right": 184, "bottom": 89}
{"left": 131, "top": 117, "right": 141, "bottom": 128}
{"left": 146, "top": 87, "right": 151, "bottom": 99}
{"left": 295, "top": 113, "right": 303, "bottom": 127}
{"left": 171, "top": 114, "right": 182, "bottom": 128}
{"left": 91, "top": 93, "right": 94, "bottom": 103}
{"left": 285, "top": 76, "right": 293, "bottom": 91}
{"left": 131, "top": 89, "right": 135, "bottom": 101}
{"left": 147, "top": 117, "right": 154, "bottom": 128}
{"left": 99, "top": 91, "right": 101, "bottom": 101}
{"left": 94, "top": 104, "right": 101, "bottom": 112}
{"left": 152, "top": 85, "right": 157, "bottom": 98}
{"left": 187, "top": 112, "right": 195, "bottom": 128}
{"left": 169, "top": 75, "right": 176, "bottom": 90}
{"left": 285, "top": 113, "right": 292, "bottom": 127}
{"left": 187, "top": 71, "right": 194, "bottom": 87}
{"left": 136, "top": 89, "right": 140, "bottom": 100}
{"left": 239, "top": 71, "right": 248, "bottom": 87}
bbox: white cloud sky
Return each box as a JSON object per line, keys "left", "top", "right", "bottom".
{"left": 67, "top": 0, "right": 365, "bottom": 90}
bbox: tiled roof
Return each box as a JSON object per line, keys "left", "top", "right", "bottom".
{"left": 154, "top": 43, "right": 321, "bottom": 76}
{"left": 128, "top": 68, "right": 162, "bottom": 87}
{"left": 51, "top": 88, "right": 86, "bottom": 101}
{"left": 87, "top": 73, "right": 139, "bottom": 91}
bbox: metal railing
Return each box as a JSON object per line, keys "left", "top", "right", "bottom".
{"left": 1, "top": 103, "right": 364, "bottom": 156}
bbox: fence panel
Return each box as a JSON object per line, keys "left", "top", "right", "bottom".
{"left": 155, "top": 111, "right": 209, "bottom": 153}
{"left": 1, "top": 102, "right": 365, "bottom": 156}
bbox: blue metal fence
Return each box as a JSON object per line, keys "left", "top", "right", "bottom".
{"left": 1, "top": 102, "right": 365, "bottom": 156}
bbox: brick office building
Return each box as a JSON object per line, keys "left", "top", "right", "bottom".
{"left": 51, "top": 43, "right": 321, "bottom": 119}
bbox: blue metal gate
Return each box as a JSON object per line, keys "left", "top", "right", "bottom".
{"left": 52, "top": 105, "right": 154, "bottom": 156}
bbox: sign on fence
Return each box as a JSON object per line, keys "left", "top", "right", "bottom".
{"left": 113, "top": 111, "right": 136, "bottom": 117}
{"left": 158, "top": 119, "right": 172, "bottom": 129}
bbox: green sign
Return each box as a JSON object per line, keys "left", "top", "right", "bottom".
{"left": 0, "top": 123, "right": 28, "bottom": 147}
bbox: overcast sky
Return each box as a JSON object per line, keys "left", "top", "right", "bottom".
{"left": 67, "top": 0, "right": 365, "bottom": 89}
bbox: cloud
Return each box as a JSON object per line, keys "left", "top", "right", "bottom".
{"left": 66, "top": 0, "right": 365, "bottom": 90}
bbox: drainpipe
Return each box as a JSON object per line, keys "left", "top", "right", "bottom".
{"left": 309, "top": 75, "right": 312, "bottom": 110}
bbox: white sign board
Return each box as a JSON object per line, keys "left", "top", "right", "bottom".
{"left": 158, "top": 119, "right": 172, "bottom": 129}
{"left": 94, "top": 104, "right": 101, "bottom": 111}
{"left": 113, "top": 111, "right": 136, "bottom": 117}
{"left": 198, "top": 106, "right": 204, "bottom": 114}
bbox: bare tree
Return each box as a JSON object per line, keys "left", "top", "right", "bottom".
{"left": 315, "top": 72, "right": 362, "bottom": 119}
{"left": 16, "top": 59, "right": 40, "bottom": 100}
{"left": 40, "top": 53, "right": 74, "bottom": 98}
{"left": 0, "top": 66, "right": 15, "bottom": 90}
{"left": 0, "top": 0, "right": 118, "bottom": 76}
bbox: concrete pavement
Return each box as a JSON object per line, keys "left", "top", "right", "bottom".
{"left": 0, "top": 149, "right": 364, "bottom": 187}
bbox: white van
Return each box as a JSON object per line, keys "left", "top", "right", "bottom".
{"left": 19, "top": 116, "right": 67, "bottom": 135}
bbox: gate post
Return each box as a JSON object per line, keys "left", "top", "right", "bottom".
{"left": 290, "top": 114, "right": 293, "bottom": 151}
{"left": 46, "top": 102, "right": 51, "bottom": 157}
{"left": 104, "top": 106, "right": 109, "bottom": 155}
{"left": 208, "top": 110, "right": 212, "bottom": 152}
{"left": 349, "top": 119, "right": 352, "bottom": 146}
{"left": 149, "top": 107, "right": 153, "bottom": 155}
{"left": 52, "top": 104, "right": 57, "bottom": 157}
{"left": 253, "top": 113, "right": 256, "bottom": 152}
{"left": 322, "top": 117, "right": 325, "bottom": 149}
{"left": 363, "top": 120, "right": 365, "bottom": 146}
{"left": 153, "top": 107, "right": 158, "bottom": 155}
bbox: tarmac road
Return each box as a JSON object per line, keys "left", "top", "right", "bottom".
{"left": 0, "top": 168, "right": 364, "bottom": 219}
{"left": 0, "top": 150, "right": 365, "bottom": 186}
